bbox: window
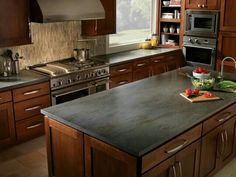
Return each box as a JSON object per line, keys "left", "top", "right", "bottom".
{"left": 108, "top": 0, "right": 156, "bottom": 53}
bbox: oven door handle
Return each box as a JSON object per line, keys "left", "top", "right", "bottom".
{"left": 183, "top": 44, "right": 216, "bottom": 50}
{"left": 52, "top": 86, "right": 93, "bottom": 98}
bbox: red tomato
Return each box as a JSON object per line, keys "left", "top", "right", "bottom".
{"left": 193, "top": 88, "right": 200, "bottom": 95}
{"left": 203, "top": 91, "right": 214, "bottom": 98}
{"left": 185, "top": 88, "right": 192, "bottom": 97}
{"left": 194, "top": 67, "right": 209, "bottom": 74}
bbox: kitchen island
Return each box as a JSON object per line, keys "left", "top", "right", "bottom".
{"left": 41, "top": 67, "right": 236, "bottom": 177}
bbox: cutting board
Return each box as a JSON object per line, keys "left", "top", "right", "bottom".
{"left": 180, "top": 92, "right": 221, "bottom": 103}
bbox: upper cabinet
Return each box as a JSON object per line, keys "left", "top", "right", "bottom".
{"left": 220, "top": 0, "right": 236, "bottom": 32}
{"left": 0, "top": 0, "right": 31, "bottom": 47}
{"left": 81, "top": 0, "right": 116, "bottom": 36}
{"left": 185, "top": 0, "right": 220, "bottom": 10}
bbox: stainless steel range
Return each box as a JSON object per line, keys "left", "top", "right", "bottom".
{"left": 30, "top": 58, "right": 109, "bottom": 105}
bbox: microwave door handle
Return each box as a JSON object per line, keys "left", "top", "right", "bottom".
{"left": 183, "top": 45, "right": 215, "bottom": 50}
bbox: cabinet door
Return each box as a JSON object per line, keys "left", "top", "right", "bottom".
{"left": 204, "top": 0, "right": 220, "bottom": 10}
{"left": 142, "top": 157, "right": 175, "bottom": 177}
{"left": 81, "top": 0, "right": 116, "bottom": 36}
{"left": 0, "top": 102, "right": 15, "bottom": 147}
{"left": 84, "top": 135, "right": 137, "bottom": 177}
{"left": 175, "top": 140, "right": 201, "bottom": 177}
{"left": 133, "top": 68, "right": 150, "bottom": 81}
{"left": 220, "top": 0, "right": 236, "bottom": 32}
{"left": 186, "top": 0, "right": 203, "bottom": 9}
{"left": 199, "top": 126, "right": 222, "bottom": 177}
{"left": 150, "top": 57, "right": 166, "bottom": 76}
{"left": 0, "top": 0, "right": 31, "bottom": 47}
{"left": 110, "top": 73, "right": 133, "bottom": 88}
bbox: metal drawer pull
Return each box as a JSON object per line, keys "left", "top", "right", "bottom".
{"left": 27, "top": 123, "right": 43, "bottom": 129}
{"left": 224, "top": 130, "right": 228, "bottom": 155}
{"left": 137, "top": 63, "right": 146, "bottom": 67}
{"left": 217, "top": 112, "right": 232, "bottom": 122}
{"left": 177, "top": 161, "right": 183, "bottom": 177}
{"left": 25, "top": 105, "right": 41, "bottom": 112}
{"left": 169, "top": 165, "right": 177, "bottom": 177}
{"left": 154, "top": 60, "right": 160, "bottom": 63}
{"left": 23, "top": 90, "right": 40, "bottom": 96}
{"left": 165, "top": 140, "right": 188, "bottom": 154}
{"left": 0, "top": 97, "right": 2, "bottom": 100}
{"left": 219, "top": 132, "right": 225, "bottom": 156}
{"left": 118, "top": 68, "right": 127, "bottom": 72}
{"left": 118, "top": 81, "right": 128, "bottom": 85}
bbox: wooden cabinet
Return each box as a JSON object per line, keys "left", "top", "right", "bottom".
{"left": 185, "top": 0, "right": 220, "bottom": 9}
{"left": 133, "top": 59, "right": 150, "bottom": 81}
{"left": 220, "top": 0, "right": 236, "bottom": 32}
{"left": 81, "top": 0, "right": 116, "bottom": 36}
{"left": 0, "top": 0, "right": 31, "bottom": 47}
{"left": 200, "top": 110, "right": 236, "bottom": 177}
{"left": 150, "top": 56, "right": 166, "bottom": 75}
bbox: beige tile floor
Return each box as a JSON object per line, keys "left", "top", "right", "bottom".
{"left": 0, "top": 136, "right": 236, "bottom": 177}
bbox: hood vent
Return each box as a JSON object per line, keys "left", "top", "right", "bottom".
{"left": 30, "top": 0, "right": 105, "bottom": 23}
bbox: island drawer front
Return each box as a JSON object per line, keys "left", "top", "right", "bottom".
{"left": 202, "top": 103, "right": 236, "bottom": 135}
{"left": 110, "top": 73, "right": 133, "bottom": 88}
{"left": 110, "top": 63, "right": 133, "bottom": 77}
{"left": 0, "top": 91, "right": 12, "bottom": 104}
{"left": 142, "top": 124, "right": 202, "bottom": 173}
{"left": 16, "top": 115, "right": 44, "bottom": 141}
{"left": 13, "top": 82, "right": 50, "bottom": 102}
{"left": 133, "top": 59, "right": 150, "bottom": 70}
{"left": 14, "top": 95, "right": 51, "bottom": 121}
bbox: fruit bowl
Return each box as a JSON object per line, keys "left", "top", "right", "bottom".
{"left": 192, "top": 67, "right": 210, "bottom": 79}
{"left": 191, "top": 78, "right": 215, "bottom": 90}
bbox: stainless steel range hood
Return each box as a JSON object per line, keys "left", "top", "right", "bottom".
{"left": 30, "top": 0, "right": 105, "bottom": 23}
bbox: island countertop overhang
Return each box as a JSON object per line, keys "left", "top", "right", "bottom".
{"left": 41, "top": 67, "right": 236, "bottom": 157}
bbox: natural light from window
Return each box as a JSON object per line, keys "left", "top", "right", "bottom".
{"left": 109, "top": 0, "right": 153, "bottom": 47}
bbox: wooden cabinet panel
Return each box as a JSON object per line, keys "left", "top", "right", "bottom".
{"left": 186, "top": 0, "right": 203, "bottom": 9}
{"left": 216, "top": 59, "right": 236, "bottom": 74}
{"left": 110, "top": 63, "right": 133, "bottom": 77}
{"left": 16, "top": 115, "right": 44, "bottom": 141}
{"left": 204, "top": 0, "right": 220, "bottom": 10}
{"left": 133, "top": 68, "right": 150, "bottom": 81}
{"left": 13, "top": 82, "right": 50, "bottom": 102}
{"left": 186, "top": 0, "right": 220, "bottom": 9}
{"left": 0, "top": 0, "right": 31, "bottom": 47}
{"left": 14, "top": 95, "right": 51, "bottom": 121}
{"left": 110, "top": 73, "right": 133, "bottom": 88}
{"left": 150, "top": 56, "right": 166, "bottom": 76}
{"left": 84, "top": 135, "right": 137, "bottom": 177}
{"left": 0, "top": 91, "right": 12, "bottom": 104}
{"left": 142, "top": 124, "right": 202, "bottom": 173}
{"left": 0, "top": 102, "right": 15, "bottom": 147}
{"left": 220, "top": 0, "right": 236, "bottom": 32}
{"left": 81, "top": 0, "right": 116, "bottom": 36}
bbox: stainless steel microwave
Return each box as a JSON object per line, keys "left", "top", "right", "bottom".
{"left": 185, "top": 10, "right": 219, "bottom": 38}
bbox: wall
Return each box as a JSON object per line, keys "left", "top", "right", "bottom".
{"left": 0, "top": 21, "right": 106, "bottom": 69}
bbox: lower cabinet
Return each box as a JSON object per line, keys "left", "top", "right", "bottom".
{"left": 0, "top": 102, "right": 15, "bottom": 148}
{"left": 200, "top": 115, "right": 236, "bottom": 177}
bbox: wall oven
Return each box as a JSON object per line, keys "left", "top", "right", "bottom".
{"left": 185, "top": 10, "right": 219, "bottom": 37}
{"left": 51, "top": 77, "right": 109, "bottom": 105}
{"left": 183, "top": 36, "right": 216, "bottom": 70}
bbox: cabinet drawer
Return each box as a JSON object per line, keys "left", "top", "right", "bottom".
{"left": 16, "top": 115, "right": 44, "bottom": 141}
{"left": 13, "top": 82, "right": 50, "bottom": 102}
{"left": 0, "top": 91, "right": 12, "bottom": 104}
{"left": 202, "top": 103, "right": 236, "bottom": 135}
{"left": 110, "top": 63, "right": 133, "bottom": 77}
{"left": 133, "top": 59, "right": 149, "bottom": 70}
{"left": 142, "top": 124, "right": 202, "bottom": 173}
{"left": 14, "top": 95, "right": 51, "bottom": 121}
{"left": 110, "top": 73, "right": 133, "bottom": 88}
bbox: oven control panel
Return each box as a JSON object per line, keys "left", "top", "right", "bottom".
{"left": 183, "top": 36, "right": 216, "bottom": 48}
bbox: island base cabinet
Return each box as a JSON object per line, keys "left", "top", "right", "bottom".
{"left": 200, "top": 115, "right": 236, "bottom": 177}
{"left": 45, "top": 118, "right": 84, "bottom": 177}
{"left": 84, "top": 135, "right": 137, "bottom": 177}
{"left": 143, "top": 140, "right": 200, "bottom": 177}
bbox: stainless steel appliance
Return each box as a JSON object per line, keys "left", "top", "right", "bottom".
{"left": 30, "top": 58, "right": 109, "bottom": 105}
{"left": 185, "top": 10, "right": 219, "bottom": 38}
{"left": 183, "top": 36, "right": 217, "bottom": 70}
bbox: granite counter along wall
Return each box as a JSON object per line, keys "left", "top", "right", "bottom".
{"left": 0, "top": 21, "right": 107, "bottom": 69}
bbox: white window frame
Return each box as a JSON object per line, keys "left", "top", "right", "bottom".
{"left": 106, "top": 0, "right": 157, "bottom": 54}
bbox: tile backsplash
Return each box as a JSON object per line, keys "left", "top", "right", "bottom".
{"left": 0, "top": 21, "right": 106, "bottom": 69}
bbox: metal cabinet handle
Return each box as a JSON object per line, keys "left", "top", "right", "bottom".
{"left": 23, "top": 90, "right": 40, "bottom": 96}
{"left": 154, "top": 60, "right": 161, "bottom": 63}
{"left": 0, "top": 97, "right": 2, "bottom": 100}
{"left": 118, "top": 68, "right": 127, "bottom": 72}
{"left": 27, "top": 123, "right": 43, "bottom": 129}
{"left": 169, "top": 165, "right": 177, "bottom": 177}
{"left": 25, "top": 105, "right": 41, "bottom": 112}
{"left": 137, "top": 63, "right": 146, "bottom": 67}
{"left": 219, "top": 131, "right": 225, "bottom": 156}
{"left": 217, "top": 112, "right": 232, "bottom": 122}
{"left": 197, "top": 4, "right": 201, "bottom": 8}
{"left": 202, "top": 4, "right": 205, "bottom": 8}
{"left": 118, "top": 81, "right": 128, "bottom": 85}
{"left": 165, "top": 140, "right": 188, "bottom": 154}
{"left": 224, "top": 130, "right": 228, "bottom": 155}
{"left": 177, "top": 161, "right": 183, "bottom": 177}
{"left": 95, "top": 20, "right": 98, "bottom": 32}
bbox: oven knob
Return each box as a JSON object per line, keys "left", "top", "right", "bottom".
{"left": 68, "top": 79, "right": 72, "bottom": 84}
{"left": 102, "top": 69, "right": 106, "bottom": 74}
{"left": 58, "top": 81, "right": 63, "bottom": 86}
{"left": 77, "top": 75, "right": 81, "bottom": 80}
{"left": 194, "top": 39, "right": 200, "bottom": 44}
{"left": 188, "top": 38, "right": 193, "bottom": 43}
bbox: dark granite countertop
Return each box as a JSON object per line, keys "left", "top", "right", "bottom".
{"left": 41, "top": 67, "right": 236, "bottom": 157}
{"left": 0, "top": 70, "right": 49, "bottom": 92}
{"left": 93, "top": 48, "right": 181, "bottom": 66}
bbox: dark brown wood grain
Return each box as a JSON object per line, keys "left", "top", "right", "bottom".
{"left": 110, "top": 73, "right": 133, "bottom": 88}
{"left": 220, "top": 0, "right": 236, "bottom": 32}
{"left": 185, "top": 0, "right": 220, "bottom": 9}
{"left": 0, "top": 91, "right": 12, "bottom": 104}
{"left": 110, "top": 62, "right": 133, "bottom": 77}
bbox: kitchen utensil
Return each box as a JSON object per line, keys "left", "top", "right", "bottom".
{"left": 180, "top": 91, "right": 221, "bottom": 103}
{"left": 163, "top": 1, "right": 170, "bottom": 6}
{"left": 78, "top": 48, "right": 90, "bottom": 62}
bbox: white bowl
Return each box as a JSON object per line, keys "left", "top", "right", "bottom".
{"left": 192, "top": 71, "right": 211, "bottom": 79}
{"left": 163, "top": 1, "right": 170, "bottom": 6}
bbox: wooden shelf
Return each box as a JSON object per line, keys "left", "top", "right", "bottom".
{"left": 161, "top": 5, "right": 181, "bottom": 8}
{"left": 160, "top": 18, "right": 181, "bottom": 23}
{"left": 161, "top": 32, "right": 180, "bottom": 36}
